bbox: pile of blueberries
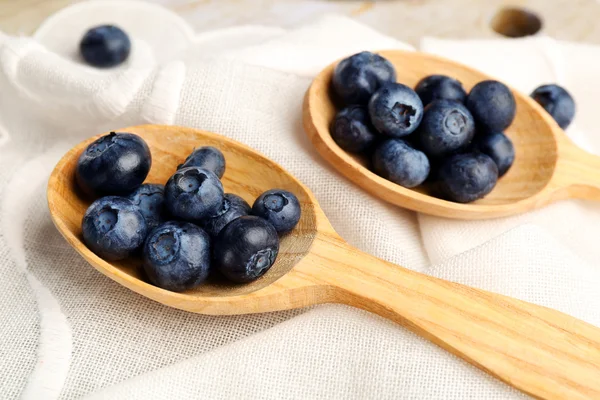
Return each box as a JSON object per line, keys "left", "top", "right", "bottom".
{"left": 330, "top": 51, "right": 576, "bottom": 203}
{"left": 77, "top": 132, "right": 301, "bottom": 292}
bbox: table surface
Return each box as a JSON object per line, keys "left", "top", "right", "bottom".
{"left": 1, "top": 0, "right": 600, "bottom": 46}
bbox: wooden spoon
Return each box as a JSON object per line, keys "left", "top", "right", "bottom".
{"left": 303, "top": 49, "right": 600, "bottom": 220}
{"left": 48, "top": 124, "right": 600, "bottom": 399}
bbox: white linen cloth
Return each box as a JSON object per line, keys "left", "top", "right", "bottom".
{"left": 1, "top": 1, "right": 600, "bottom": 399}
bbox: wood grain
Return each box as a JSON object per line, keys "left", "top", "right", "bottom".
{"left": 307, "top": 235, "right": 600, "bottom": 400}
{"left": 303, "top": 49, "right": 600, "bottom": 219}
{"left": 48, "top": 124, "right": 600, "bottom": 399}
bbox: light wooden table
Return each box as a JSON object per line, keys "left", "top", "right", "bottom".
{"left": 1, "top": 0, "right": 600, "bottom": 46}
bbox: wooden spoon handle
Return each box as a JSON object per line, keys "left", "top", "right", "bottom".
{"left": 311, "top": 237, "right": 600, "bottom": 399}
{"left": 555, "top": 137, "right": 600, "bottom": 201}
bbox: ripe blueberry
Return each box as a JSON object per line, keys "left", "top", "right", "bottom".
{"left": 372, "top": 139, "right": 430, "bottom": 188}
{"left": 473, "top": 131, "right": 515, "bottom": 177}
{"left": 80, "top": 25, "right": 131, "bottom": 68}
{"left": 214, "top": 216, "right": 280, "bottom": 283}
{"left": 164, "top": 167, "right": 224, "bottom": 221}
{"left": 466, "top": 80, "right": 516, "bottom": 131}
{"left": 178, "top": 146, "right": 226, "bottom": 179}
{"left": 200, "top": 193, "right": 251, "bottom": 237}
{"left": 417, "top": 100, "right": 475, "bottom": 158}
{"left": 368, "top": 83, "right": 424, "bottom": 137}
{"left": 252, "top": 189, "right": 301, "bottom": 234}
{"left": 82, "top": 196, "right": 147, "bottom": 260}
{"left": 331, "top": 106, "right": 378, "bottom": 153}
{"left": 531, "top": 84, "right": 576, "bottom": 129}
{"left": 76, "top": 132, "right": 151, "bottom": 197}
{"left": 143, "top": 222, "right": 211, "bottom": 292}
{"left": 415, "top": 75, "right": 467, "bottom": 106}
{"left": 332, "top": 51, "right": 396, "bottom": 105}
{"left": 128, "top": 184, "right": 165, "bottom": 231}
{"left": 437, "top": 153, "right": 499, "bottom": 203}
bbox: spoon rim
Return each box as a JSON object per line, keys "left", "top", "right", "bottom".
{"left": 303, "top": 49, "right": 565, "bottom": 220}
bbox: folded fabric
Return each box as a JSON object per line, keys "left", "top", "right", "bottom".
{"left": 1, "top": 2, "right": 599, "bottom": 400}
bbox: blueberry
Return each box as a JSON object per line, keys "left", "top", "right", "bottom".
{"left": 417, "top": 100, "right": 475, "bottom": 158}
{"left": 165, "top": 167, "right": 224, "bottom": 221}
{"left": 466, "top": 80, "right": 516, "bottom": 131}
{"left": 372, "top": 139, "right": 430, "bottom": 188}
{"left": 142, "top": 222, "right": 211, "bottom": 292}
{"left": 200, "top": 193, "right": 251, "bottom": 237}
{"left": 178, "top": 146, "right": 226, "bottom": 179}
{"left": 76, "top": 132, "right": 151, "bottom": 197}
{"left": 332, "top": 51, "right": 396, "bottom": 105}
{"left": 80, "top": 25, "right": 131, "bottom": 68}
{"left": 437, "top": 153, "right": 499, "bottom": 203}
{"left": 531, "top": 84, "right": 576, "bottom": 129}
{"left": 82, "top": 196, "right": 147, "bottom": 260}
{"left": 128, "top": 184, "right": 165, "bottom": 231}
{"left": 330, "top": 105, "right": 378, "bottom": 153}
{"left": 214, "top": 216, "right": 279, "bottom": 283}
{"left": 252, "top": 189, "right": 301, "bottom": 234}
{"left": 368, "top": 83, "right": 424, "bottom": 137}
{"left": 415, "top": 75, "right": 467, "bottom": 106}
{"left": 473, "top": 131, "right": 515, "bottom": 177}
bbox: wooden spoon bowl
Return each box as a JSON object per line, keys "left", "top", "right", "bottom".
{"left": 48, "top": 124, "right": 600, "bottom": 398}
{"left": 47, "top": 125, "right": 321, "bottom": 299}
{"left": 303, "top": 50, "right": 600, "bottom": 219}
